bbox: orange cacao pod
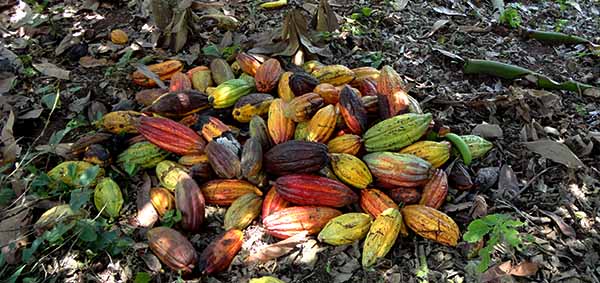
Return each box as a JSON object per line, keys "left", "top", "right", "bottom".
{"left": 132, "top": 60, "right": 183, "bottom": 87}
{"left": 261, "top": 186, "right": 289, "bottom": 221}
{"left": 147, "top": 227, "right": 197, "bottom": 274}
{"left": 255, "top": 58, "right": 282, "bottom": 92}
{"left": 201, "top": 179, "right": 262, "bottom": 206}
{"left": 136, "top": 116, "right": 206, "bottom": 155}
{"left": 278, "top": 72, "right": 295, "bottom": 102}
{"left": 198, "top": 229, "right": 244, "bottom": 274}
{"left": 169, "top": 71, "right": 192, "bottom": 92}
{"left": 150, "top": 187, "right": 175, "bottom": 217}
{"left": 401, "top": 205, "right": 459, "bottom": 246}
{"left": 360, "top": 189, "right": 398, "bottom": 218}
{"left": 264, "top": 140, "right": 329, "bottom": 175}
{"left": 284, "top": 92, "right": 324, "bottom": 122}
{"left": 267, "top": 99, "right": 295, "bottom": 144}
{"left": 174, "top": 174, "right": 205, "bottom": 232}
{"left": 338, "top": 85, "right": 368, "bottom": 134}
{"left": 262, "top": 206, "right": 342, "bottom": 239}
{"left": 353, "top": 77, "right": 378, "bottom": 97}
{"left": 419, "top": 169, "right": 448, "bottom": 209}
{"left": 313, "top": 83, "right": 340, "bottom": 104}
{"left": 377, "top": 65, "right": 405, "bottom": 96}
{"left": 236, "top": 52, "right": 262, "bottom": 76}
{"left": 275, "top": 174, "right": 358, "bottom": 207}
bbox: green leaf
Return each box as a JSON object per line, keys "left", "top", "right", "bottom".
{"left": 477, "top": 245, "right": 493, "bottom": 273}
{"left": 463, "top": 219, "right": 491, "bottom": 243}
{"left": 361, "top": 7, "right": 373, "bottom": 17}
{"left": 69, "top": 189, "right": 92, "bottom": 210}
{"left": 6, "top": 265, "right": 25, "bottom": 283}
{"left": 0, "top": 187, "right": 16, "bottom": 206}
{"left": 78, "top": 165, "right": 101, "bottom": 187}
{"left": 124, "top": 162, "right": 138, "bottom": 176}
{"left": 22, "top": 237, "right": 44, "bottom": 262}
{"left": 41, "top": 91, "right": 59, "bottom": 109}
{"left": 77, "top": 220, "right": 98, "bottom": 242}
{"left": 45, "top": 222, "right": 74, "bottom": 245}
{"left": 134, "top": 272, "right": 152, "bottom": 283}
{"left": 202, "top": 43, "right": 222, "bottom": 58}
{"left": 502, "top": 228, "right": 522, "bottom": 248}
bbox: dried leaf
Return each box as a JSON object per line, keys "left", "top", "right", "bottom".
{"left": 538, "top": 209, "right": 576, "bottom": 238}
{"left": 496, "top": 165, "right": 519, "bottom": 199}
{"left": 134, "top": 173, "right": 159, "bottom": 227}
{"left": 132, "top": 63, "right": 167, "bottom": 89}
{"left": 524, "top": 139, "right": 585, "bottom": 169}
{"left": 32, "top": 63, "right": 70, "bottom": 80}
{"left": 0, "top": 72, "right": 16, "bottom": 95}
{"left": 245, "top": 231, "right": 309, "bottom": 263}
{"left": 79, "top": 56, "right": 109, "bottom": 68}
{"left": 470, "top": 195, "right": 488, "bottom": 219}
{"left": 18, "top": 108, "right": 43, "bottom": 119}
{"left": 0, "top": 208, "right": 30, "bottom": 264}
{"left": 471, "top": 123, "right": 503, "bottom": 139}
{"left": 509, "top": 261, "right": 539, "bottom": 277}
{"left": 68, "top": 92, "right": 91, "bottom": 113}
{"left": 432, "top": 7, "right": 466, "bottom": 16}
{"left": 35, "top": 143, "right": 72, "bottom": 159}
{"left": 314, "top": 0, "right": 339, "bottom": 32}
{"left": 55, "top": 33, "right": 80, "bottom": 56}
{"left": 1, "top": 111, "right": 20, "bottom": 165}
{"left": 419, "top": 19, "right": 450, "bottom": 38}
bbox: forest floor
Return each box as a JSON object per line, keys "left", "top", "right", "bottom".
{"left": 0, "top": 0, "right": 599, "bottom": 282}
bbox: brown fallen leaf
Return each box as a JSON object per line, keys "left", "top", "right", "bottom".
{"left": 312, "top": 0, "right": 339, "bottom": 33}
{"left": 524, "top": 139, "right": 585, "bottom": 169}
{"left": 245, "top": 231, "right": 308, "bottom": 264}
{"left": 538, "top": 209, "right": 576, "bottom": 238}
{"left": 481, "top": 260, "right": 539, "bottom": 282}
{"left": 0, "top": 207, "right": 31, "bottom": 264}
{"left": 32, "top": 62, "right": 70, "bottom": 80}
{"left": 419, "top": 19, "right": 450, "bottom": 39}
{"left": 496, "top": 165, "right": 519, "bottom": 199}
{"left": 79, "top": 56, "right": 109, "bottom": 68}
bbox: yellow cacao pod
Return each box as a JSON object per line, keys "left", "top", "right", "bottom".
{"left": 305, "top": 104, "right": 337, "bottom": 143}
{"left": 362, "top": 207, "right": 403, "bottom": 267}
{"left": 312, "top": 65, "right": 355, "bottom": 86}
{"left": 327, "top": 134, "right": 362, "bottom": 155}
{"left": 399, "top": 141, "right": 451, "bottom": 168}
{"left": 223, "top": 193, "right": 263, "bottom": 230}
{"left": 318, "top": 212, "right": 372, "bottom": 245}
{"left": 329, "top": 153, "right": 372, "bottom": 189}
{"left": 401, "top": 205, "right": 459, "bottom": 247}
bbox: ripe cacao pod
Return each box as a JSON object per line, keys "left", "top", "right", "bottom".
{"left": 318, "top": 213, "right": 372, "bottom": 245}
{"left": 94, "top": 177, "right": 123, "bottom": 218}
{"left": 327, "top": 134, "right": 362, "bottom": 155}
{"left": 69, "top": 132, "right": 113, "bottom": 157}
{"left": 236, "top": 52, "right": 262, "bottom": 76}
{"left": 187, "top": 66, "right": 213, "bottom": 92}
{"left": 156, "top": 160, "right": 189, "bottom": 191}
{"left": 137, "top": 116, "right": 206, "bottom": 155}
{"left": 224, "top": 193, "right": 263, "bottom": 230}
{"left": 267, "top": 99, "right": 295, "bottom": 144}
{"left": 377, "top": 65, "right": 405, "bottom": 96}
{"left": 261, "top": 186, "right": 289, "bottom": 221}
{"left": 361, "top": 95, "right": 379, "bottom": 114}
{"left": 314, "top": 83, "right": 340, "bottom": 104}
{"left": 83, "top": 144, "right": 111, "bottom": 167}
{"left": 387, "top": 187, "right": 421, "bottom": 205}
{"left": 275, "top": 174, "right": 358, "bottom": 207}
{"left": 145, "top": 90, "right": 210, "bottom": 117}
{"left": 110, "top": 29, "right": 128, "bottom": 44}
{"left": 338, "top": 85, "right": 368, "bottom": 135}
{"left": 407, "top": 94, "right": 423, "bottom": 114}
{"left": 48, "top": 161, "right": 104, "bottom": 188}
{"left": 241, "top": 137, "right": 263, "bottom": 182}
{"left": 294, "top": 121, "right": 309, "bottom": 141}
{"left": 362, "top": 207, "right": 404, "bottom": 267}
{"left": 201, "top": 179, "right": 263, "bottom": 206}
{"left": 289, "top": 72, "right": 320, "bottom": 96}
{"left": 210, "top": 58, "right": 235, "bottom": 85}
{"left": 169, "top": 71, "right": 192, "bottom": 92}
{"left": 401, "top": 205, "right": 459, "bottom": 246}
{"left": 278, "top": 71, "right": 295, "bottom": 102}
{"left": 399, "top": 141, "right": 451, "bottom": 169}
{"left": 302, "top": 60, "right": 324, "bottom": 73}
{"left": 174, "top": 173, "right": 205, "bottom": 232}
{"left": 284, "top": 92, "right": 324, "bottom": 122}
{"left": 209, "top": 78, "right": 255, "bottom": 109}
{"left": 198, "top": 229, "right": 243, "bottom": 275}
{"left": 329, "top": 153, "right": 372, "bottom": 189}
{"left": 150, "top": 187, "right": 175, "bottom": 217}
{"left": 352, "top": 77, "right": 378, "bottom": 97}
{"left": 360, "top": 188, "right": 398, "bottom": 218}
{"left": 100, "top": 110, "right": 141, "bottom": 134}
{"left": 147, "top": 227, "right": 198, "bottom": 274}
{"left": 250, "top": 115, "right": 273, "bottom": 150}
{"left": 206, "top": 140, "right": 241, "bottom": 179}
{"left": 255, "top": 58, "right": 283, "bottom": 92}
{"left": 135, "top": 88, "right": 168, "bottom": 106}
{"left": 352, "top": 67, "right": 380, "bottom": 82}
{"left": 132, "top": 60, "right": 183, "bottom": 87}
{"left": 178, "top": 153, "right": 209, "bottom": 167}
{"left": 264, "top": 141, "right": 329, "bottom": 175}
{"left": 305, "top": 104, "right": 337, "bottom": 143}
{"left": 232, "top": 93, "right": 274, "bottom": 123}
{"left": 312, "top": 65, "right": 355, "bottom": 86}
{"left": 363, "top": 152, "right": 432, "bottom": 187}
{"left": 420, "top": 169, "right": 448, "bottom": 209}
{"left": 262, "top": 206, "right": 342, "bottom": 239}
{"left": 363, "top": 113, "right": 432, "bottom": 152}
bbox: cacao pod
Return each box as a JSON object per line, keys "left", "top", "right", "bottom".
{"left": 132, "top": 60, "right": 183, "bottom": 87}
{"left": 387, "top": 187, "right": 421, "bottom": 205}
{"left": 201, "top": 179, "right": 262, "bottom": 206}
{"left": 289, "top": 72, "right": 320, "bottom": 96}
{"left": 34, "top": 204, "right": 87, "bottom": 234}
{"left": 407, "top": 94, "right": 423, "bottom": 114}
{"left": 206, "top": 140, "right": 241, "bottom": 179}
{"left": 224, "top": 193, "right": 263, "bottom": 230}
{"left": 318, "top": 212, "right": 372, "bottom": 246}
{"left": 137, "top": 116, "right": 206, "bottom": 155}
{"left": 187, "top": 66, "right": 213, "bottom": 92}
{"left": 241, "top": 137, "right": 263, "bottom": 182}
{"left": 314, "top": 83, "right": 340, "bottom": 104}
{"left": 145, "top": 90, "right": 210, "bottom": 117}
{"left": 110, "top": 29, "right": 128, "bottom": 44}
{"left": 100, "top": 110, "right": 141, "bottom": 134}
{"left": 236, "top": 52, "right": 262, "bottom": 76}
{"left": 264, "top": 140, "right": 329, "bottom": 175}
{"left": 69, "top": 132, "right": 113, "bottom": 156}
{"left": 198, "top": 229, "right": 243, "bottom": 274}
{"left": 190, "top": 162, "right": 214, "bottom": 182}
{"left": 169, "top": 71, "right": 192, "bottom": 92}
{"left": 449, "top": 162, "right": 474, "bottom": 190}
{"left": 329, "top": 153, "right": 372, "bottom": 189}
{"left": 250, "top": 276, "right": 285, "bottom": 283}
{"left": 267, "top": 99, "right": 295, "bottom": 144}
{"left": 178, "top": 153, "right": 209, "bottom": 167}
{"left": 175, "top": 173, "right": 205, "bottom": 232}
{"left": 401, "top": 205, "right": 459, "bottom": 246}
{"left": 419, "top": 169, "right": 448, "bottom": 209}
{"left": 156, "top": 160, "right": 189, "bottom": 191}
{"left": 250, "top": 116, "right": 273, "bottom": 150}
{"left": 351, "top": 67, "right": 380, "bottom": 82}
{"left": 275, "top": 174, "right": 358, "bottom": 207}
{"left": 327, "top": 134, "right": 362, "bottom": 155}
{"left": 209, "top": 78, "right": 255, "bottom": 109}
{"left": 363, "top": 113, "right": 432, "bottom": 152}
{"left": 150, "top": 187, "right": 175, "bottom": 217}
{"left": 361, "top": 95, "right": 379, "bottom": 114}
{"left": 210, "top": 58, "right": 235, "bottom": 85}
{"left": 352, "top": 78, "right": 378, "bottom": 97}
{"left": 135, "top": 88, "right": 168, "bottom": 106}
{"left": 312, "top": 65, "right": 355, "bottom": 86}
{"left": 362, "top": 207, "right": 403, "bottom": 267}
{"left": 262, "top": 206, "right": 342, "bottom": 239}
{"left": 232, "top": 93, "right": 274, "bottom": 123}
{"left": 305, "top": 104, "right": 337, "bottom": 143}
{"left": 377, "top": 65, "right": 405, "bottom": 96}
{"left": 278, "top": 71, "right": 295, "bottom": 102}
{"left": 147, "top": 227, "right": 197, "bottom": 274}
{"left": 294, "top": 121, "right": 309, "bottom": 141}
{"left": 460, "top": 135, "right": 493, "bottom": 159}
{"left": 360, "top": 188, "right": 398, "bottom": 218}
{"left": 284, "top": 92, "right": 324, "bottom": 122}
{"left": 302, "top": 60, "right": 324, "bottom": 73}
{"left": 117, "top": 141, "right": 169, "bottom": 173}
{"left": 83, "top": 144, "right": 111, "bottom": 167}
{"left": 255, "top": 58, "right": 283, "bottom": 92}
{"left": 363, "top": 152, "right": 432, "bottom": 187}
{"left": 338, "top": 85, "right": 368, "bottom": 135}
{"left": 261, "top": 186, "right": 289, "bottom": 221}
{"left": 399, "top": 141, "right": 451, "bottom": 168}
{"left": 93, "top": 177, "right": 123, "bottom": 218}
{"left": 47, "top": 161, "right": 104, "bottom": 188}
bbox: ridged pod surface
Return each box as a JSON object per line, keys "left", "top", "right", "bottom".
{"left": 232, "top": 93, "right": 274, "bottom": 123}
{"left": 147, "top": 227, "right": 197, "bottom": 274}
{"left": 206, "top": 140, "right": 241, "bottom": 179}
{"left": 241, "top": 137, "right": 263, "bottom": 182}
{"left": 201, "top": 179, "right": 262, "bottom": 206}
{"left": 306, "top": 105, "right": 337, "bottom": 143}
{"left": 100, "top": 111, "right": 141, "bottom": 134}
{"left": 318, "top": 213, "right": 372, "bottom": 245}
{"left": 338, "top": 86, "right": 368, "bottom": 135}
{"left": 261, "top": 186, "right": 289, "bottom": 221}
{"left": 168, "top": 71, "right": 192, "bottom": 92}
{"left": 135, "top": 88, "right": 168, "bottom": 106}
{"left": 224, "top": 193, "right": 263, "bottom": 230}
{"left": 363, "top": 152, "right": 432, "bottom": 187}
{"left": 145, "top": 90, "right": 210, "bottom": 117}
{"left": 187, "top": 66, "right": 213, "bottom": 92}
{"left": 275, "top": 174, "right": 358, "bottom": 207}
{"left": 137, "top": 116, "right": 206, "bottom": 155}
{"left": 156, "top": 160, "right": 189, "bottom": 191}
{"left": 387, "top": 187, "right": 421, "bottom": 205}
{"left": 460, "top": 135, "right": 493, "bottom": 159}
{"left": 150, "top": 187, "right": 175, "bottom": 217}
{"left": 329, "top": 153, "right": 372, "bottom": 189}
{"left": 401, "top": 205, "right": 459, "bottom": 247}
{"left": 198, "top": 229, "right": 244, "bottom": 275}
{"left": 353, "top": 78, "right": 378, "bottom": 97}
{"left": 174, "top": 174, "right": 205, "bottom": 232}
{"left": 264, "top": 141, "right": 329, "bottom": 175}
{"left": 236, "top": 52, "right": 262, "bottom": 76}
{"left": 327, "top": 134, "right": 362, "bottom": 155}
{"left": 363, "top": 113, "right": 432, "bottom": 152}
{"left": 351, "top": 67, "right": 380, "bottom": 82}
{"left": 289, "top": 72, "right": 320, "bottom": 96}
{"left": 255, "top": 58, "right": 283, "bottom": 93}
{"left": 209, "top": 78, "right": 255, "bottom": 109}
{"left": 361, "top": 95, "right": 379, "bottom": 114}
{"left": 94, "top": 177, "right": 123, "bottom": 218}
{"left": 313, "top": 83, "right": 340, "bottom": 104}
{"left": 267, "top": 99, "right": 295, "bottom": 144}
{"left": 376, "top": 65, "right": 405, "bottom": 96}
{"left": 285, "top": 93, "right": 324, "bottom": 122}
{"left": 210, "top": 58, "right": 235, "bottom": 85}
{"left": 294, "top": 121, "right": 309, "bottom": 140}
{"left": 132, "top": 60, "right": 183, "bottom": 87}
{"left": 362, "top": 208, "right": 403, "bottom": 267}
{"left": 178, "top": 153, "right": 209, "bottom": 167}
{"left": 117, "top": 141, "right": 169, "bottom": 170}
{"left": 302, "top": 60, "right": 324, "bottom": 73}
{"left": 399, "top": 141, "right": 451, "bottom": 168}
{"left": 262, "top": 206, "right": 342, "bottom": 239}
{"left": 278, "top": 72, "right": 295, "bottom": 102}
{"left": 250, "top": 116, "right": 273, "bottom": 150}
{"left": 419, "top": 169, "right": 448, "bottom": 209}
{"left": 360, "top": 189, "right": 398, "bottom": 218}
{"left": 312, "top": 65, "right": 355, "bottom": 86}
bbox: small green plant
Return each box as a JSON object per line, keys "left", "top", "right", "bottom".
{"left": 360, "top": 51, "right": 383, "bottom": 68}
{"left": 554, "top": 19, "right": 568, "bottom": 32}
{"left": 350, "top": 7, "right": 374, "bottom": 20}
{"left": 161, "top": 209, "right": 183, "bottom": 228}
{"left": 499, "top": 6, "right": 522, "bottom": 28}
{"left": 463, "top": 214, "right": 526, "bottom": 273}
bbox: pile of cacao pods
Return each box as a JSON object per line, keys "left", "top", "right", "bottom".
{"left": 36, "top": 53, "right": 494, "bottom": 278}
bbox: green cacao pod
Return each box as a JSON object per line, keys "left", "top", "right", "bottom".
{"left": 94, "top": 177, "right": 124, "bottom": 218}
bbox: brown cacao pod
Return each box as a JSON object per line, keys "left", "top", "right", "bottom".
{"left": 201, "top": 179, "right": 263, "bottom": 206}
{"left": 264, "top": 140, "right": 329, "bottom": 175}
{"left": 206, "top": 140, "right": 241, "bottom": 179}
{"left": 360, "top": 189, "right": 399, "bottom": 218}
{"left": 386, "top": 187, "right": 421, "bottom": 205}
{"left": 289, "top": 72, "right": 320, "bottom": 96}
{"left": 236, "top": 52, "right": 262, "bottom": 76}
{"left": 449, "top": 162, "right": 474, "bottom": 190}
{"left": 69, "top": 132, "right": 113, "bottom": 156}
{"left": 353, "top": 77, "right": 378, "bottom": 97}
{"left": 327, "top": 134, "right": 362, "bottom": 155}
{"left": 150, "top": 187, "right": 175, "bottom": 217}
{"left": 419, "top": 169, "right": 448, "bottom": 209}
{"left": 83, "top": 144, "right": 111, "bottom": 167}
{"left": 137, "top": 116, "right": 206, "bottom": 155}
{"left": 132, "top": 60, "right": 183, "bottom": 87}
{"left": 255, "top": 58, "right": 283, "bottom": 93}
{"left": 224, "top": 193, "right": 263, "bottom": 230}
{"left": 174, "top": 174, "right": 205, "bottom": 232}
{"left": 261, "top": 186, "right": 289, "bottom": 221}
{"left": 100, "top": 110, "right": 141, "bottom": 134}
{"left": 210, "top": 58, "right": 235, "bottom": 85}
{"left": 145, "top": 90, "right": 210, "bottom": 117}
{"left": 147, "top": 227, "right": 197, "bottom": 274}
{"left": 267, "top": 99, "right": 295, "bottom": 144}
{"left": 135, "top": 88, "right": 168, "bottom": 106}
{"left": 338, "top": 85, "right": 368, "bottom": 135}
{"left": 305, "top": 104, "right": 337, "bottom": 143}
{"left": 241, "top": 137, "right": 263, "bottom": 182}
{"left": 284, "top": 92, "right": 324, "bottom": 122}
{"left": 401, "top": 205, "right": 459, "bottom": 247}
{"left": 313, "top": 83, "right": 340, "bottom": 104}
{"left": 262, "top": 206, "right": 342, "bottom": 239}
{"left": 198, "top": 229, "right": 244, "bottom": 275}
{"left": 169, "top": 71, "right": 192, "bottom": 92}
{"left": 275, "top": 174, "right": 358, "bottom": 207}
